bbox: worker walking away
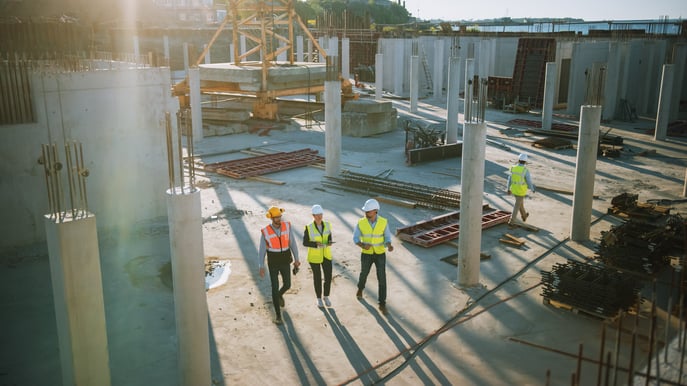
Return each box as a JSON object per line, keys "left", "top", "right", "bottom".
{"left": 257, "top": 206, "right": 301, "bottom": 324}
{"left": 507, "top": 153, "right": 536, "bottom": 224}
{"left": 302, "top": 204, "right": 334, "bottom": 308}
{"left": 353, "top": 198, "right": 394, "bottom": 315}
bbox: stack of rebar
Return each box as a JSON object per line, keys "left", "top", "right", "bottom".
{"left": 323, "top": 170, "right": 461, "bottom": 210}
{"left": 541, "top": 261, "right": 642, "bottom": 318}
{"left": 596, "top": 214, "right": 685, "bottom": 275}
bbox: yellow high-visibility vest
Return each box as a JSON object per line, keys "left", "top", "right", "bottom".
{"left": 358, "top": 217, "right": 388, "bottom": 255}
{"left": 306, "top": 222, "right": 332, "bottom": 263}
{"left": 510, "top": 165, "right": 528, "bottom": 196}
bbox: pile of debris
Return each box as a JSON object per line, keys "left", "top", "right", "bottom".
{"left": 607, "top": 192, "right": 672, "bottom": 220}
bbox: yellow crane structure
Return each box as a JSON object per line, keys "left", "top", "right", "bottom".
{"left": 173, "top": 0, "right": 330, "bottom": 120}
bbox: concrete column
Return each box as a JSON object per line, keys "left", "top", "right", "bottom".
{"left": 324, "top": 77, "right": 342, "bottom": 177}
{"left": 640, "top": 43, "right": 657, "bottom": 115}
{"left": 542, "top": 62, "right": 557, "bottom": 130}
{"left": 571, "top": 105, "right": 601, "bottom": 241}
{"left": 163, "top": 35, "right": 170, "bottom": 61}
{"left": 655, "top": 64, "right": 674, "bottom": 141}
{"left": 277, "top": 42, "right": 287, "bottom": 62}
{"left": 203, "top": 44, "right": 211, "bottom": 64}
{"left": 375, "top": 53, "right": 383, "bottom": 100}
{"left": 458, "top": 121, "right": 487, "bottom": 287}
{"left": 240, "top": 35, "right": 247, "bottom": 60}
{"left": 189, "top": 67, "right": 203, "bottom": 140}
{"left": 603, "top": 42, "right": 621, "bottom": 121}
{"left": 166, "top": 188, "right": 211, "bottom": 386}
{"left": 329, "top": 37, "right": 339, "bottom": 57}
{"left": 445, "top": 56, "right": 462, "bottom": 143}
{"left": 670, "top": 44, "right": 687, "bottom": 121}
{"left": 307, "top": 39, "right": 313, "bottom": 62}
{"left": 183, "top": 42, "right": 190, "bottom": 73}
{"left": 133, "top": 35, "right": 140, "bottom": 58}
{"left": 342, "top": 37, "right": 350, "bottom": 79}
{"left": 296, "top": 35, "right": 304, "bottom": 62}
{"left": 393, "top": 40, "right": 404, "bottom": 96}
{"left": 433, "top": 39, "right": 444, "bottom": 99}
{"left": 229, "top": 43, "right": 234, "bottom": 62}
{"left": 410, "top": 55, "right": 419, "bottom": 113}
{"left": 45, "top": 215, "right": 111, "bottom": 386}
{"left": 318, "top": 37, "right": 326, "bottom": 63}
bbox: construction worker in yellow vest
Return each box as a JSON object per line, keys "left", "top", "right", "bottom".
{"left": 302, "top": 204, "right": 334, "bottom": 308}
{"left": 507, "top": 153, "right": 536, "bottom": 224}
{"left": 353, "top": 198, "right": 394, "bottom": 315}
{"left": 257, "top": 206, "right": 301, "bottom": 325}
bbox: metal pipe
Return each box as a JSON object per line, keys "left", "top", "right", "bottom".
{"left": 628, "top": 297, "right": 638, "bottom": 386}
{"left": 186, "top": 110, "right": 195, "bottom": 191}
{"left": 50, "top": 143, "right": 64, "bottom": 222}
{"left": 576, "top": 343, "right": 583, "bottom": 386}
{"left": 77, "top": 142, "right": 88, "bottom": 214}
{"left": 40, "top": 145, "right": 54, "bottom": 217}
{"left": 597, "top": 324, "right": 606, "bottom": 385}
{"left": 664, "top": 267, "right": 675, "bottom": 363}
{"left": 612, "top": 313, "right": 623, "bottom": 386}
{"left": 64, "top": 142, "right": 76, "bottom": 219}
{"left": 177, "top": 109, "right": 184, "bottom": 193}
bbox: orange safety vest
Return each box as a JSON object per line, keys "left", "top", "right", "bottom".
{"left": 262, "top": 222, "right": 291, "bottom": 253}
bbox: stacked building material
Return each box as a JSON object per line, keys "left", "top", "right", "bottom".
{"left": 323, "top": 170, "right": 461, "bottom": 210}
{"left": 596, "top": 214, "right": 685, "bottom": 275}
{"left": 541, "top": 261, "right": 642, "bottom": 318}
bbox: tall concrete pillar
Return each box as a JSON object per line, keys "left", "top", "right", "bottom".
{"left": 45, "top": 215, "right": 111, "bottom": 386}
{"left": 183, "top": 42, "right": 190, "bottom": 73}
{"left": 655, "top": 64, "right": 674, "bottom": 141}
{"left": 342, "top": 37, "right": 350, "bottom": 79}
{"left": 393, "top": 40, "right": 404, "bottom": 96}
{"left": 433, "top": 39, "right": 444, "bottom": 99}
{"left": 163, "top": 35, "right": 170, "bottom": 62}
{"left": 458, "top": 121, "right": 487, "bottom": 287}
{"left": 133, "top": 35, "right": 140, "bottom": 59}
{"left": 670, "top": 44, "right": 687, "bottom": 121}
{"left": 307, "top": 39, "right": 313, "bottom": 62}
{"left": 318, "top": 37, "right": 326, "bottom": 63}
{"left": 240, "top": 35, "right": 247, "bottom": 60}
{"left": 640, "top": 43, "right": 657, "bottom": 115}
{"left": 166, "top": 188, "right": 211, "bottom": 386}
{"left": 189, "top": 67, "right": 203, "bottom": 140}
{"left": 375, "top": 53, "right": 383, "bottom": 100}
{"left": 229, "top": 43, "right": 234, "bottom": 62}
{"left": 203, "top": 44, "right": 211, "bottom": 64}
{"left": 542, "top": 62, "right": 557, "bottom": 130}
{"left": 277, "top": 42, "right": 287, "bottom": 62}
{"left": 603, "top": 42, "right": 621, "bottom": 121}
{"left": 570, "top": 105, "right": 601, "bottom": 241}
{"left": 296, "top": 35, "right": 304, "bottom": 62}
{"left": 445, "top": 56, "right": 462, "bottom": 143}
{"left": 324, "top": 63, "right": 342, "bottom": 177}
{"left": 410, "top": 55, "right": 419, "bottom": 113}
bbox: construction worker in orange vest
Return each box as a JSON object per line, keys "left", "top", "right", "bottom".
{"left": 258, "top": 206, "right": 301, "bottom": 325}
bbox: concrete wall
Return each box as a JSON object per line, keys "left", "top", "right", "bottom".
{"left": 0, "top": 66, "right": 178, "bottom": 250}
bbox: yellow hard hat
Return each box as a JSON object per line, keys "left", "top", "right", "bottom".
{"left": 266, "top": 206, "right": 285, "bottom": 218}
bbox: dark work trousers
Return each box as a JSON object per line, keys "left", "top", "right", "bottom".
{"left": 309, "top": 258, "right": 332, "bottom": 299}
{"left": 357, "top": 252, "right": 387, "bottom": 305}
{"left": 267, "top": 258, "right": 291, "bottom": 318}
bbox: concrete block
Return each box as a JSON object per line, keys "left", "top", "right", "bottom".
{"left": 341, "top": 108, "right": 397, "bottom": 137}
{"left": 343, "top": 99, "right": 394, "bottom": 113}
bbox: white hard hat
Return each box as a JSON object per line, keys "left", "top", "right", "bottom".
{"left": 361, "top": 198, "right": 380, "bottom": 212}
{"left": 518, "top": 153, "right": 528, "bottom": 162}
{"left": 311, "top": 204, "right": 324, "bottom": 215}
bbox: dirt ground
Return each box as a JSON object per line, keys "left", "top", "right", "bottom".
{"left": 2, "top": 96, "right": 686, "bottom": 385}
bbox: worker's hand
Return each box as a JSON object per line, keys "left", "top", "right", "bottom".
{"left": 316, "top": 242, "right": 325, "bottom": 248}
{"left": 361, "top": 243, "right": 371, "bottom": 250}
{"left": 259, "top": 267, "right": 265, "bottom": 278}
{"left": 387, "top": 244, "right": 394, "bottom": 252}
{"left": 294, "top": 260, "right": 301, "bottom": 268}
{"left": 507, "top": 190, "right": 512, "bottom": 195}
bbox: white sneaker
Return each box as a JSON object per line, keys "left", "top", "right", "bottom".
{"left": 317, "top": 298, "right": 324, "bottom": 308}
{"left": 324, "top": 297, "right": 332, "bottom": 307}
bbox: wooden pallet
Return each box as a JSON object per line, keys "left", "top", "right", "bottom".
{"left": 543, "top": 298, "right": 618, "bottom": 321}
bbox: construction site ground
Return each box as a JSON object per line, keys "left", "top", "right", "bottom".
{"left": 2, "top": 96, "right": 687, "bottom": 385}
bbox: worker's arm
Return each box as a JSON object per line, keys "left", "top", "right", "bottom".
{"left": 289, "top": 224, "right": 300, "bottom": 265}
{"left": 257, "top": 233, "right": 267, "bottom": 278}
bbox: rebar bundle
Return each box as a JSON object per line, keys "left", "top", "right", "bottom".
{"left": 323, "top": 170, "right": 461, "bottom": 210}
{"left": 541, "top": 261, "right": 642, "bottom": 318}
{"left": 596, "top": 214, "right": 685, "bottom": 275}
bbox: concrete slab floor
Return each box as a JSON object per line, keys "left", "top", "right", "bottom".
{"left": 1, "top": 97, "right": 687, "bottom": 386}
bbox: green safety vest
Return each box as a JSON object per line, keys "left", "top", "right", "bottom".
{"left": 306, "top": 222, "right": 332, "bottom": 263}
{"left": 358, "top": 216, "right": 388, "bottom": 255}
{"left": 510, "top": 164, "right": 528, "bottom": 196}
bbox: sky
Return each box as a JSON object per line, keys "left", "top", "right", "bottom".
{"left": 401, "top": 0, "right": 686, "bottom": 21}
